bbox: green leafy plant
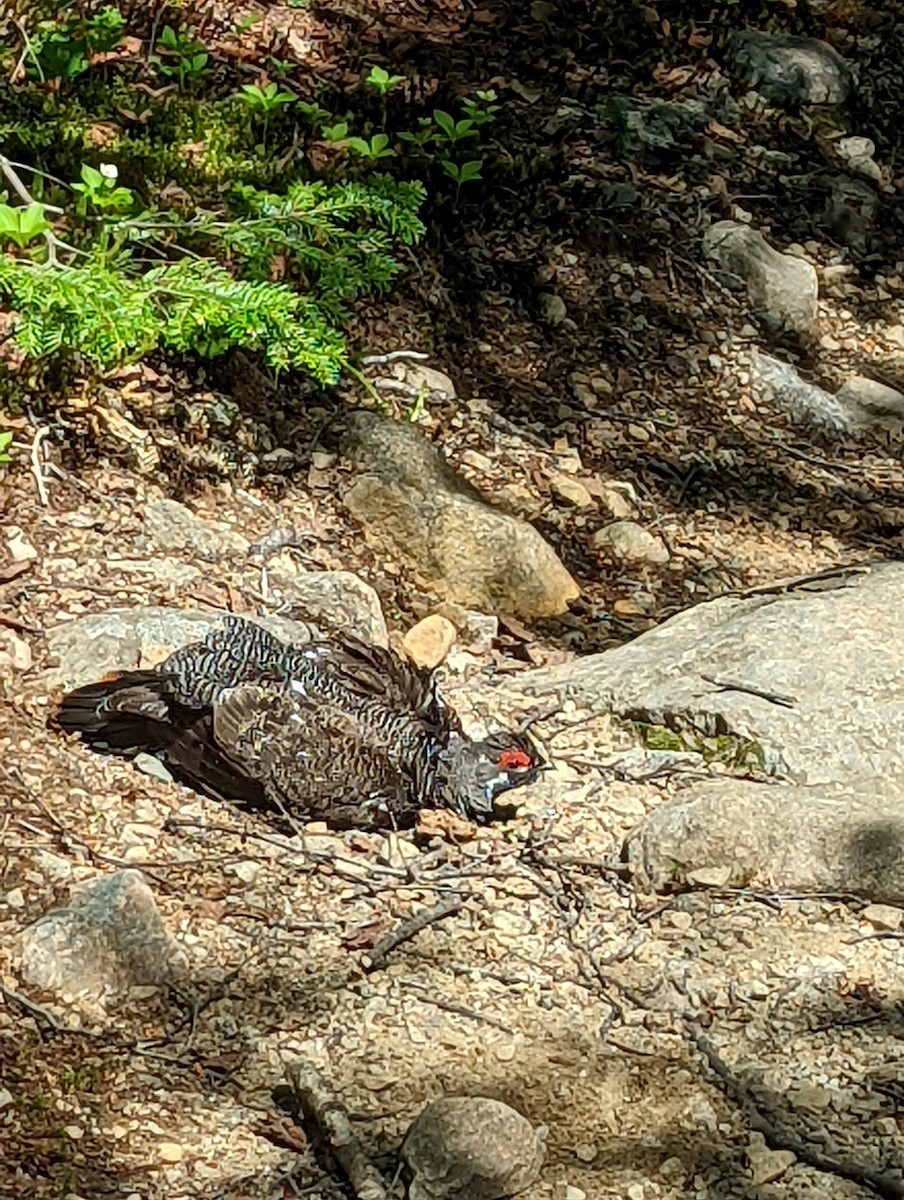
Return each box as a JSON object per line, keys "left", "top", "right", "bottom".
{"left": 150, "top": 25, "right": 210, "bottom": 88}
{"left": 239, "top": 82, "right": 296, "bottom": 116}
{"left": 0, "top": 431, "right": 14, "bottom": 465}
{"left": 320, "top": 121, "right": 350, "bottom": 144}
{"left": 461, "top": 89, "right": 499, "bottom": 126}
{"left": 71, "top": 164, "right": 134, "bottom": 216}
{"left": 363, "top": 65, "right": 405, "bottom": 96}
{"left": 298, "top": 101, "right": 333, "bottom": 130}
{"left": 440, "top": 158, "right": 483, "bottom": 184}
{"left": 26, "top": 5, "right": 125, "bottom": 82}
{"left": 0, "top": 202, "right": 51, "bottom": 249}
{"left": 346, "top": 133, "right": 393, "bottom": 162}
{"left": 432, "top": 110, "right": 479, "bottom": 145}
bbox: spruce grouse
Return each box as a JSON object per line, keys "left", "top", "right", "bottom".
{"left": 56, "top": 616, "right": 546, "bottom": 832}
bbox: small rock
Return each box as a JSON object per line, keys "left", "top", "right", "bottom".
{"left": 627, "top": 1185, "right": 645, "bottom": 1200}
{"left": 265, "top": 569, "right": 388, "bottom": 647}
{"left": 574, "top": 1142, "right": 597, "bottom": 1163}
{"left": 560, "top": 1187, "right": 586, "bottom": 1200}
{"left": 33, "top": 850, "right": 72, "bottom": 882}
{"left": 886, "top": 324, "right": 904, "bottom": 350}
{"left": 133, "top": 753, "right": 174, "bottom": 784}
{"left": 21, "top": 869, "right": 185, "bottom": 1003}
{"left": 378, "top": 832, "right": 420, "bottom": 870}
{"left": 158, "top": 1142, "right": 184, "bottom": 1163}
{"left": 747, "top": 1146, "right": 796, "bottom": 1185}
{"left": 144, "top": 499, "right": 249, "bottom": 561}
{"left": 668, "top": 910, "right": 694, "bottom": 931}
{"left": 836, "top": 135, "right": 882, "bottom": 183}
{"left": 747, "top": 979, "right": 771, "bottom": 999}
{"left": 592, "top": 521, "right": 669, "bottom": 565}
{"left": 539, "top": 293, "right": 568, "bottom": 324}
{"left": 703, "top": 220, "right": 818, "bottom": 333}
{"left": 311, "top": 451, "right": 337, "bottom": 470}
{"left": 260, "top": 447, "right": 296, "bottom": 471}
{"left": 5, "top": 888, "right": 25, "bottom": 909}
{"left": 549, "top": 473, "right": 594, "bottom": 508}
{"left": 436, "top": 605, "right": 498, "bottom": 654}
{"left": 403, "top": 614, "right": 457, "bottom": 670}
{"left": 597, "top": 484, "right": 636, "bottom": 521}
{"left": 401, "top": 1096, "right": 545, "bottom": 1200}
{"left": 860, "top": 903, "right": 903, "bottom": 931}
{"left": 401, "top": 363, "right": 457, "bottom": 399}
{"left": 343, "top": 413, "right": 579, "bottom": 619}
{"left": 686, "top": 865, "right": 733, "bottom": 888}
{"left": 837, "top": 376, "right": 904, "bottom": 421}
{"left": 227, "top": 860, "right": 260, "bottom": 885}
{"left": 0, "top": 1088, "right": 12, "bottom": 1108}
{"left": 730, "top": 31, "right": 851, "bottom": 106}
{"left": 6, "top": 526, "right": 37, "bottom": 561}
{"left": 0, "top": 629, "right": 32, "bottom": 671}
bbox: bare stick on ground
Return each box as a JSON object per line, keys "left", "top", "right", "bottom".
{"left": 286, "top": 1062, "right": 390, "bottom": 1200}
{"left": 363, "top": 895, "right": 466, "bottom": 973}
{"left": 687, "top": 1022, "right": 904, "bottom": 1200}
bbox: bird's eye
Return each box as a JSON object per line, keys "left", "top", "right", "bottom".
{"left": 498, "top": 748, "right": 532, "bottom": 769}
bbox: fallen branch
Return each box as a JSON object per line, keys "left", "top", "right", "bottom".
{"left": 687, "top": 1022, "right": 904, "bottom": 1200}
{"left": 286, "top": 1062, "right": 389, "bottom": 1200}
{"left": 363, "top": 895, "right": 465, "bottom": 973}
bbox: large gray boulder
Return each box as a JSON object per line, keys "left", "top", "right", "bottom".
{"left": 702, "top": 221, "right": 818, "bottom": 334}
{"left": 730, "top": 31, "right": 852, "bottom": 107}
{"left": 342, "top": 412, "right": 579, "bottom": 619}
{"left": 21, "top": 870, "right": 185, "bottom": 1004}
{"left": 519, "top": 563, "right": 904, "bottom": 794}
{"left": 626, "top": 780, "right": 904, "bottom": 903}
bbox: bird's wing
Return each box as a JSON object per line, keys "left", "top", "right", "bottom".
{"left": 305, "top": 633, "right": 451, "bottom": 731}
{"left": 210, "top": 685, "right": 421, "bottom": 831}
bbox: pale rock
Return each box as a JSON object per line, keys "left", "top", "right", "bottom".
{"left": 0, "top": 1088, "right": 12, "bottom": 1108}
{"left": 311, "top": 451, "right": 337, "bottom": 470}
{"left": 6, "top": 526, "right": 37, "bottom": 561}
{"left": 860, "top": 902, "right": 903, "bottom": 931}
{"left": 549, "top": 473, "right": 594, "bottom": 508}
{"left": 20, "top": 869, "right": 185, "bottom": 1003}
{"left": 227, "top": 860, "right": 261, "bottom": 885}
{"left": 144, "top": 499, "right": 249, "bottom": 561}
{"left": 265, "top": 569, "right": 388, "bottom": 646}
{"left": 379, "top": 832, "right": 420, "bottom": 870}
{"left": 5, "top": 888, "right": 25, "bottom": 909}
{"left": 686, "top": 865, "right": 733, "bottom": 888}
{"left": 260, "top": 447, "right": 296, "bottom": 471}
{"left": 539, "top": 293, "right": 568, "bottom": 323}
{"left": 592, "top": 521, "right": 670, "bottom": 565}
{"left": 886, "top": 324, "right": 904, "bottom": 349}
{"left": 133, "top": 753, "right": 173, "bottom": 784}
{"left": 574, "top": 1142, "right": 597, "bottom": 1163}
{"left": 343, "top": 413, "right": 579, "bottom": 618}
{"left": 33, "top": 850, "right": 73, "bottom": 881}
{"left": 44, "top": 607, "right": 320, "bottom": 693}
{"left": 703, "top": 220, "right": 818, "bottom": 333}
{"left": 158, "top": 1142, "right": 184, "bottom": 1163}
{"left": 403, "top": 614, "right": 457, "bottom": 669}
{"left": 436, "top": 604, "right": 498, "bottom": 654}
{"left": 747, "top": 1146, "right": 796, "bottom": 1185}
{"left": 0, "top": 629, "right": 32, "bottom": 671}
{"left": 598, "top": 485, "right": 636, "bottom": 521}
{"left": 400, "top": 362, "right": 457, "bottom": 399}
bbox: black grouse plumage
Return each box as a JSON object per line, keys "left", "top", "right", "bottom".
{"left": 55, "top": 616, "right": 545, "bottom": 831}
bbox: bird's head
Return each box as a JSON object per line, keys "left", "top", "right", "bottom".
{"left": 438, "top": 730, "right": 548, "bottom": 821}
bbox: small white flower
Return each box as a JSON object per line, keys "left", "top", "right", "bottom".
{"left": 99, "top": 163, "right": 118, "bottom": 179}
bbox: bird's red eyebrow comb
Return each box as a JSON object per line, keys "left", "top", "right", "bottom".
{"left": 499, "top": 748, "right": 532, "bottom": 769}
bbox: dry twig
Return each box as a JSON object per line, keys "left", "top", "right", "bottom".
{"left": 688, "top": 1022, "right": 904, "bottom": 1200}
{"left": 364, "top": 895, "right": 465, "bottom": 972}
{"left": 286, "top": 1062, "right": 390, "bottom": 1200}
